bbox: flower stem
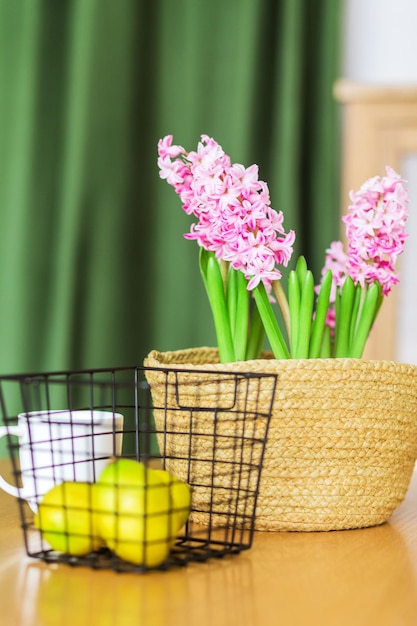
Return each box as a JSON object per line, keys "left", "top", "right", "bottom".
{"left": 309, "top": 269, "right": 332, "bottom": 358}
{"left": 220, "top": 259, "right": 229, "bottom": 291}
{"left": 234, "top": 269, "right": 249, "bottom": 361}
{"left": 252, "top": 282, "right": 290, "bottom": 359}
{"left": 335, "top": 276, "right": 355, "bottom": 357}
{"left": 246, "top": 303, "right": 265, "bottom": 360}
{"left": 227, "top": 267, "right": 238, "bottom": 339}
{"left": 320, "top": 325, "right": 332, "bottom": 357}
{"left": 288, "top": 270, "right": 300, "bottom": 355}
{"left": 350, "top": 282, "right": 382, "bottom": 358}
{"left": 199, "top": 249, "right": 235, "bottom": 363}
{"left": 294, "top": 270, "right": 315, "bottom": 359}
{"left": 349, "top": 283, "right": 363, "bottom": 347}
{"left": 272, "top": 280, "right": 290, "bottom": 338}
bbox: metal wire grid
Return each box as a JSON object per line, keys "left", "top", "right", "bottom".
{"left": 0, "top": 365, "right": 277, "bottom": 573}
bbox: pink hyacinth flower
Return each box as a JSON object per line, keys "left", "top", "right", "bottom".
{"left": 343, "top": 166, "right": 408, "bottom": 296}
{"left": 157, "top": 134, "right": 295, "bottom": 290}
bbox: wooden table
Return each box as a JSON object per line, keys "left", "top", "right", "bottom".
{"left": 1, "top": 458, "right": 417, "bottom": 626}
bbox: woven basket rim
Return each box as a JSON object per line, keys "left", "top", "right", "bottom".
{"left": 145, "top": 347, "right": 417, "bottom": 375}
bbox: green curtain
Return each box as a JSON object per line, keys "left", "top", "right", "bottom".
{"left": 0, "top": 0, "right": 342, "bottom": 377}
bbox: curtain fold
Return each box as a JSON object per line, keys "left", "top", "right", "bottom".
{"left": 0, "top": 0, "right": 342, "bottom": 378}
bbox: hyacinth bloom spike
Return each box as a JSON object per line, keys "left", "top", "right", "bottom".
{"left": 317, "top": 166, "right": 408, "bottom": 358}
{"left": 158, "top": 134, "right": 295, "bottom": 294}
{"left": 158, "top": 134, "right": 294, "bottom": 361}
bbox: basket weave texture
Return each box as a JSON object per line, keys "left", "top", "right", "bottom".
{"left": 144, "top": 348, "right": 417, "bottom": 532}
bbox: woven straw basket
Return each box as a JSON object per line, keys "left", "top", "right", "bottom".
{"left": 144, "top": 347, "right": 417, "bottom": 532}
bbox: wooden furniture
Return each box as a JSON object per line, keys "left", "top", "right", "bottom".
{"left": 1, "top": 457, "right": 417, "bottom": 626}
{"left": 334, "top": 79, "right": 417, "bottom": 360}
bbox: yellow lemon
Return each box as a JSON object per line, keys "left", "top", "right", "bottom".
{"left": 34, "top": 482, "right": 101, "bottom": 556}
{"left": 151, "top": 468, "right": 191, "bottom": 530}
{"left": 93, "top": 459, "right": 190, "bottom": 567}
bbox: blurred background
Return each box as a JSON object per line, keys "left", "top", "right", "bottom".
{"left": 0, "top": 0, "right": 342, "bottom": 376}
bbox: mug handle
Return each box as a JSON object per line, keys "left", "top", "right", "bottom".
{"left": 0, "top": 425, "right": 23, "bottom": 498}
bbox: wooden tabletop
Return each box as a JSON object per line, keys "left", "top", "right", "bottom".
{"left": 1, "top": 458, "right": 417, "bottom": 626}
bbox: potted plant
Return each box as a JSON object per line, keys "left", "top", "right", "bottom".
{"left": 145, "top": 134, "right": 417, "bottom": 531}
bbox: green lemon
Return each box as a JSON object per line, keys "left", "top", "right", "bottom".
{"left": 93, "top": 459, "right": 191, "bottom": 567}
{"left": 34, "top": 482, "right": 101, "bottom": 556}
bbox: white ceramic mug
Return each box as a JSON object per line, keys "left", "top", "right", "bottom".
{"left": 0, "top": 409, "right": 124, "bottom": 511}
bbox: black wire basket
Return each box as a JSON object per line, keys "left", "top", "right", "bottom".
{"left": 0, "top": 365, "right": 277, "bottom": 573}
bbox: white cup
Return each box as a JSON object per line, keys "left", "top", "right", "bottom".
{"left": 0, "top": 409, "right": 124, "bottom": 512}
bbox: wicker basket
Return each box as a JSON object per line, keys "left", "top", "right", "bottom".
{"left": 145, "top": 347, "right": 417, "bottom": 532}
